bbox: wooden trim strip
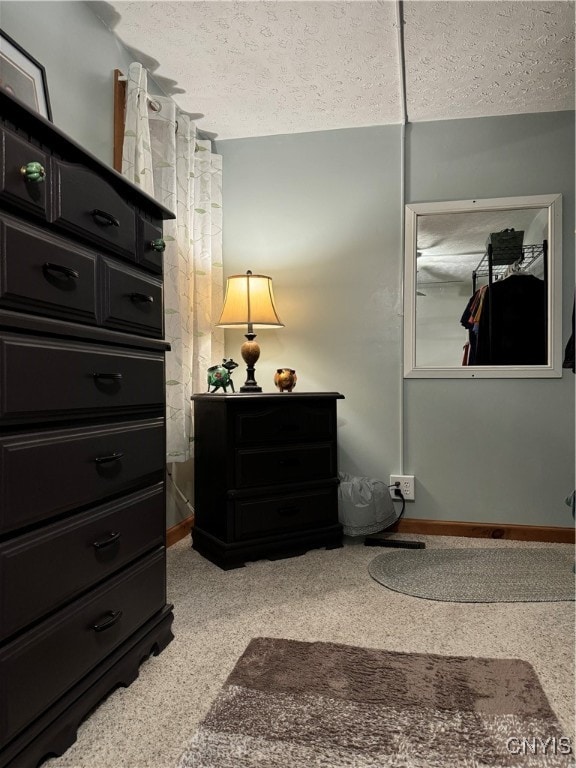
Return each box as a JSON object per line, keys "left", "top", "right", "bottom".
{"left": 166, "top": 515, "right": 194, "bottom": 548}
{"left": 113, "top": 69, "right": 127, "bottom": 173}
{"left": 166, "top": 514, "right": 574, "bottom": 547}
{"left": 390, "top": 517, "right": 575, "bottom": 544}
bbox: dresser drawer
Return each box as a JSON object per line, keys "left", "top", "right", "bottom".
{"left": 0, "top": 129, "right": 48, "bottom": 218}
{"left": 235, "top": 401, "right": 335, "bottom": 445}
{"left": 236, "top": 443, "right": 336, "bottom": 488}
{"left": 0, "top": 483, "right": 165, "bottom": 641}
{"left": 0, "top": 333, "right": 164, "bottom": 420}
{"left": 234, "top": 485, "right": 337, "bottom": 540}
{"left": 0, "top": 419, "right": 165, "bottom": 534}
{"left": 0, "top": 550, "right": 165, "bottom": 744}
{"left": 52, "top": 160, "right": 136, "bottom": 258}
{"left": 0, "top": 211, "right": 97, "bottom": 324}
{"left": 101, "top": 257, "right": 163, "bottom": 337}
{"left": 138, "top": 216, "right": 165, "bottom": 274}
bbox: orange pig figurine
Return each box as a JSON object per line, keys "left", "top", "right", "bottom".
{"left": 274, "top": 368, "right": 297, "bottom": 392}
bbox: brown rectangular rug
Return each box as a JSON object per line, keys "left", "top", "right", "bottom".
{"left": 177, "top": 637, "right": 573, "bottom": 767}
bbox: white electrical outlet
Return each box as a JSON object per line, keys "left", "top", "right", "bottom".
{"left": 389, "top": 474, "right": 415, "bottom": 501}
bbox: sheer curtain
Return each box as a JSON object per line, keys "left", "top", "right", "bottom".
{"left": 122, "top": 62, "right": 224, "bottom": 463}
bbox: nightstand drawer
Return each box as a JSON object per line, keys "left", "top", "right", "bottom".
{"left": 0, "top": 129, "right": 48, "bottom": 218}
{"left": 0, "top": 333, "right": 164, "bottom": 419}
{"left": 235, "top": 401, "right": 335, "bottom": 444}
{"left": 0, "top": 212, "right": 97, "bottom": 324}
{"left": 101, "top": 256, "right": 163, "bottom": 337}
{"left": 52, "top": 160, "right": 136, "bottom": 258}
{"left": 0, "top": 483, "right": 165, "bottom": 641}
{"left": 0, "top": 550, "right": 165, "bottom": 744}
{"left": 236, "top": 443, "right": 335, "bottom": 487}
{"left": 234, "top": 485, "right": 337, "bottom": 540}
{"left": 0, "top": 419, "right": 165, "bottom": 534}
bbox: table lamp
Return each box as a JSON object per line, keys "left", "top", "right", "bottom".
{"left": 217, "top": 270, "right": 284, "bottom": 392}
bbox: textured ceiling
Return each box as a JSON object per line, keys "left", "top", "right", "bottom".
{"left": 95, "top": 0, "right": 575, "bottom": 140}
{"left": 404, "top": 1, "right": 574, "bottom": 122}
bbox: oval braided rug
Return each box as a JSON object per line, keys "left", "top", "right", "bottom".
{"left": 368, "top": 547, "right": 575, "bottom": 602}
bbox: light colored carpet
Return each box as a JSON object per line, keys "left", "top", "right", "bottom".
{"left": 45, "top": 536, "right": 575, "bottom": 768}
{"left": 368, "top": 548, "right": 576, "bottom": 602}
{"left": 178, "top": 637, "right": 573, "bottom": 767}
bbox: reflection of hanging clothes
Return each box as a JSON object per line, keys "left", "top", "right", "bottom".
{"left": 475, "top": 274, "right": 546, "bottom": 365}
{"left": 460, "top": 285, "right": 487, "bottom": 365}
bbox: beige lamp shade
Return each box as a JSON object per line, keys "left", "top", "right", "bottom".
{"left": 218, "top": 271, "right": 284, "bottom": 329}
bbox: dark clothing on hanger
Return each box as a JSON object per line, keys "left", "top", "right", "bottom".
{"left": 460, "top": 286, "right": 487, "bottom": 365}
{"left": 562, "top": 294, "right": 575, "bottom": 373}
{"left": 460, "top": 294, "right": 477, "bottom": 365}
{"left": 475, "top": 274, "right": 546, "bottom": 365}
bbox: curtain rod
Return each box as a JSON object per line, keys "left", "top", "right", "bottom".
{"left": 117, "top": 72, "right": 215, "bottom": 142}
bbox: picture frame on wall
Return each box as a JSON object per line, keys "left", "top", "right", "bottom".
{"left": 0, "top": 30, "right": 52, "bottom": 121}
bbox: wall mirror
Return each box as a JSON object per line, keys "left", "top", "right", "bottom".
{"left": 404, "top": 194, "right": 562, "bottom": 378}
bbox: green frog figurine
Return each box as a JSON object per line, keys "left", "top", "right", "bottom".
{"left": 207, "top": 358, "right": 238, "bottom": 393}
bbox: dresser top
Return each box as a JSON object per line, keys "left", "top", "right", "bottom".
{"left": 192, "top": 392, "right": 344, "bottom": 401}
{"left": 0, "top": 89, "right": 175, "bottom": 221}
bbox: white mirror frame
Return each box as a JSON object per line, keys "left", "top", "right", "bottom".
{"left": 404, "top": 194, "right": 563, "bottom": 379}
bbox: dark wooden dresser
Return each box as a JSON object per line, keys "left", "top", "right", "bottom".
{"left": 0, "top": 90, "right": 175, "bottom": 767}
{"left": 191, "top": 392, "right": 344, "bottom": 569}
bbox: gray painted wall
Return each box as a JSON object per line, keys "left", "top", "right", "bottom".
{"left": 216, "top": 127, "right": 404, "bottom": 494}
{"left": 1, "top": 1, "right": 135, "bottom": 166}
{"left": 405, "top": 112, "right": 575, "bottom": 526}
{"left": 218, "top": 111, "right": 575, "bottom": 528}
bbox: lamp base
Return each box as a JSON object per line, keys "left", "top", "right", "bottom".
{"left": 239, "top": 383, "right": 262, "bottom": 393}
{"left": 240, "top": 334, "right": 262, "bottom": 393}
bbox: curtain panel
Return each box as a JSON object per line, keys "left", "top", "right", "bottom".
{"left": 122, "top": 62, "right": 224, "bottom": 462}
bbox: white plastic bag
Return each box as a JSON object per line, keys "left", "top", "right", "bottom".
{"left": 338, "top": 473, "right": 398, "bottom": 537}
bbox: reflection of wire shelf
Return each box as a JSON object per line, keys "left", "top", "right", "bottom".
{"left": 472, "top": 243, "right": 546, "bottom": 291}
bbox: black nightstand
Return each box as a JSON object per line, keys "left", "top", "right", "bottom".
{"left": 191, "top": 392, "right": 344, "bottom": 569}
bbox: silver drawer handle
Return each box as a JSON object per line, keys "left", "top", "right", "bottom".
{"left": 94, "top": 451, "right": 124, "bottom": 464}
{"left": 91, "top": 209, "right": 120, "bottom": 227}
{"left": 92, "top": 531, "right": 121, "bottom": 549}
{"left": 43, "top": 262, "right": 79, "bottom": 280}
{"left": 93, "top": 372, "right": 123, "bottom": 381}
{"left": 92, "top": 610, "right": 123, "bottom": 632}
{"left": 130, "top": 292, "right": 154, "bottom": 303}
